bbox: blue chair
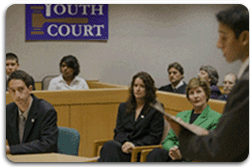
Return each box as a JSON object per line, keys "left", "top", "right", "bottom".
{"left": 57, "top": 127, "right": 80, "bottom": 156}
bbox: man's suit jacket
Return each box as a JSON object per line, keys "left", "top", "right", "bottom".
{"left": 114, "top": 102, "right": 164, "bottom": 146}
{"left": 6, "top": 94, "right": 58, "bottom": 154}
{"left": 162, "top": 105, "right": 221, "bottom": 151}
{"left": 179, "top": 66, "right": 249, "bottom": 162}
{"left": 158, "top": 82, "right": 187, "bottom": 94}
{"left": 218, "top": 94, "right": 228, "bottom": 101}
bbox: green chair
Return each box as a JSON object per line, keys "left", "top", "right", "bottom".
{"left": 58, "top": 127, "right": 80, "bottom": 156}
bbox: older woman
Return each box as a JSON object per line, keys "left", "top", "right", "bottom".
{"left": 98, "top": 71, "right": 164, "bottom": 162}
{"left": 146, "top": 77, "right": 222, "bottom": 162}
{"left": 198, "top": 65, "right": 221, "bottom": 99}
{"left": 48, "top": 55, "right": 89, "bottom": 90}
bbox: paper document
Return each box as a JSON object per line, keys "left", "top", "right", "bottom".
{"left": 151, "top": 101, "right": 209, "bottom": 136}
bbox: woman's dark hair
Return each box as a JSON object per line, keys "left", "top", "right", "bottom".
{"left": 59, "top": 55, "right": 80, "bottom": 77}
{"left": 126, "top": 71, "right": 157, "bottom": 114}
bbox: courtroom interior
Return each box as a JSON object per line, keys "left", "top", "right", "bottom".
{"left": 5, "top": 4, "right": 248, "bottom": 162}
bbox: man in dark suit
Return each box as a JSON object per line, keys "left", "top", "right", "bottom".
{"left": 166, "top": 5, "right": 249, "bottom": 162}
{"left": 6, "top": 70, "right": 58, "bottom": 154}
{"left": 159, "top": 62, "right": 187, "bottom": 94}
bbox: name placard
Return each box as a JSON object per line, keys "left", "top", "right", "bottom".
{"left": 25, "top": 4, "right": 108, "bottom": 41}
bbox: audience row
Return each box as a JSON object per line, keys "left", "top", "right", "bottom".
{"left": 6, "top": 53, "right": 236, "bottom": 101}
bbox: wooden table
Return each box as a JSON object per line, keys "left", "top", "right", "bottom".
{"left": 7, "top": 153, "right": 98, "bottom": 162}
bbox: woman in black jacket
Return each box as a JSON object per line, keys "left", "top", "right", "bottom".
{"left": 98, "top": 71, "right": 164, "bottom": 162}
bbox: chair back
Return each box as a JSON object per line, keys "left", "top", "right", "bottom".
{"left": 58, "top": 127, "right": 80, "bottom": 156}
{"left": 161, "top": 119, "right": 171, "bottom": 143}
{"left": 154, "top": 101, "right": 171, "bottom": 143}
{"left": 42, "top": 75, "right": 58, "bottom": 90}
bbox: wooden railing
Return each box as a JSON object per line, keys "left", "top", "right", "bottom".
{"left": 34, "top": 80, "right": 128, "bottom": 90}
{"left": 157, "top": 91, "right": 226, "bottom": 115}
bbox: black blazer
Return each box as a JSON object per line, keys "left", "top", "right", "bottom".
{"left": 6, "top": 94, "right": 58, "bottom": 154}
{"left": 179, "top": 66, "right": 249, "bottom": 162}
{"left": 114, "top": 102, "right": 164, "bottom": 146}
{"left": 158, "top": 82, "right": 187, "bottom": 94}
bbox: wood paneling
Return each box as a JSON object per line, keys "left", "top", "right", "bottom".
{"left": 70, "top": 104, "right": 119, "bottom": 157}
{"left": 54, "top": 105, "right": 70, "bottom": 127}
{"left": 35, "top": 82, "right": 42, "bottom": 90}
{"left": 33, "top": 80, "right": 127, "bottom": 91}
{"left": 157, "top": 91, "right": 226, "bottom": 115}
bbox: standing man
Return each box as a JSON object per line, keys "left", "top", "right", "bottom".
{"left": 6, "top": 70, "right": 58, "bottom": 154}
{"left": 166, "top": 5, "right": 248, "bottom": 162}
{"left": 6, "top": 53, "right": 36, "bottom": 91}
{"left": 159, "top": 62, "right": 187, "bottom": 94}
{"left": 218, "top": 73, "right": 236, "bottom": 101}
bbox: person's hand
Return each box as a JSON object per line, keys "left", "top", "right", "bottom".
{"left": 164, "top": 115, "right": 183, "bottom": 137}
{"left": 169, "top": 146, "right": 182, "bottom": 160}
{"left": 6, "top": 146, "right": 10, "bottom": 154}
{"left": 121, "top": 141, "right": 135, "bottom": 154}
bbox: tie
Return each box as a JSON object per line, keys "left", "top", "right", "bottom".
{"left": 173, "top": 88, "right": 177, "bottom": 93}
{"left": 19, "top": 114, "right": 26, "bottom": 143}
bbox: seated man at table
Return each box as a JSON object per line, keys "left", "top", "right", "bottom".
{"left": 159, "top": 62, "right": 187, "bottom": 94}
{"left": 6, "top": 70, "right": 58, "bottom": 154}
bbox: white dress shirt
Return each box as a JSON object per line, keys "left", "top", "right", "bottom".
{"left": 171, "top": 80, "right": 184, "bottom": 90}
{"left": 48, "top": 75, "right": 89, "bottom": 90}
